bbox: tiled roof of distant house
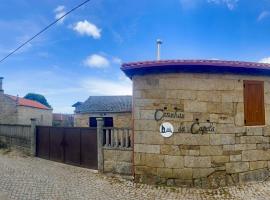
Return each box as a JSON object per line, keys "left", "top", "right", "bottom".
{"left": 5, "top": 94, "right": 51, "bottom": 110}
{"left": 121, "top": 59, "right": 270, "bottom": 78}
{"left": 72, "top": 102, "right": 83, "bottom": 107}
{"left": 73, "top": 96, "right": 132, "bottom": 113}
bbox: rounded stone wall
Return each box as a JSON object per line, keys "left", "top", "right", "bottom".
{"left": 132, "top": 73, "right": 270, "bottom": 188}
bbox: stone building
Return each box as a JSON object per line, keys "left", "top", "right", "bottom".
{"left": 53, "top": 113, "right": 74, "bottom": 127}
{"left": 0, "top": 77, "right": 52, "bottom": 126}
{"left": 121, "top": 59, "right": 270, "bottom": 188}
{"left": 73, "top": 96, "right": 132, "bottom": 128}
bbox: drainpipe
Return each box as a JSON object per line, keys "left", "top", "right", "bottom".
{"left": 132, "top": 81, "right": 135, "bottom": 179}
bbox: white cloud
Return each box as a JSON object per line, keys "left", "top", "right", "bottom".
{"left": 55, "top": 5, "right": 65, "bottom": 13}
{"left": 73, "top": 20, "right": 101, "bottom": 39}
{"left": 258, "top": 11, "right": 270, "bottom": 21}
{"left": 81, "top": 78, "right": 132, "bottom": 95}
{"left": 259, "top": 57, "right": 270, "bottom": 64}
{"left": 83, "top": 54, "right": 110, "bottom": 68}
{"left": 179, "top": 0, "right": 239, "bottom": 10}
{"left": 118, "top": 71, "right": 130, "bottom": 82}
{"left": 207, "top": 0, "right": 239, "bottom": 10}
{"left": 54, "top": 5, "right": 66, "bottom": 24}
{"left": 112, "top": 57, "right": 122, "bottom": 64}
{"left": 179, "top": 0, "right": 202, "bottom": 9}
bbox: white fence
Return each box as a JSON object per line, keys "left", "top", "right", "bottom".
{"left": 103, "top": 128, "right": 132, "bottom": 149}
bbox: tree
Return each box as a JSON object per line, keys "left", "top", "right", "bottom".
{"left": 24, "top": 93, "right": 52, "bottom": 108}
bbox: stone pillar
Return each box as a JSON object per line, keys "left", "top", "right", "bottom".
{"left": 30, "top": 118, "right": 37, "bottom": 156}
{"left": 96, "top": 118, "right": 104, "bottom": 172}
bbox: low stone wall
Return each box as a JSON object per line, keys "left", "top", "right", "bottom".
{"left": 0, "top": 124, "right": 32, "bottom": 154}
{"left": 0, "top": 120, "right": 36, "bottom": 156}
{"left": 103, "top": 148, "right": 133, "bottom": 175}
{"left": 0, "top": 135, "right": 30, "bottom": 154}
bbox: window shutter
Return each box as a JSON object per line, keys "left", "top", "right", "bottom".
{"left": 243, "top": 80, "right": 265, "bottom": 126}
{"left": 104, "top": 117, "right": 113, "bottom": 127}
{"left": 89, "top": 117, "right": 97, "bottom": 127}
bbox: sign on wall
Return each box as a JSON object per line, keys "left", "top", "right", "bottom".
{"left": 160, "top": 122, "right": 174, "bottom": 137}
{"left": 155, "top": 107, "right": 216, "bottom": 135}
{"left": 155, "top": 108, "right": 184, "bottom": 121}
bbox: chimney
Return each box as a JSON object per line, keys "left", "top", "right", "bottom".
{"left": 0, "top": 77, "right": 3, "bottom": 94}
{"left": 16, "top": 95, "right": 19, "bottom": 105}
{"left": 156, "top": 39, "right": 162, "bottom": 61}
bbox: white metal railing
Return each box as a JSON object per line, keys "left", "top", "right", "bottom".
{"left": 103, "top": 128, "right": 132, "bottom": 149}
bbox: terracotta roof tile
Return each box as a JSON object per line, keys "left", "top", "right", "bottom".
{"left": 5, "top": 95, "right": 51, "bottom": 110}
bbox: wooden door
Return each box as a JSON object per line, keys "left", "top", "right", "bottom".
{"left": 244, "top": 80, "right": 265, "bottom": 126}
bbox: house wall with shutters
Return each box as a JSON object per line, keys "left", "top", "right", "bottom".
{"left": 74, "top": 112, "right": 132, "bottom": 128}
{"left": 133, "top": 72, "right": 270, "bottom": 188}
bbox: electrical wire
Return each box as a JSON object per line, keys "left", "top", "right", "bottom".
{"left": 0, "top": 0, "right": 91, "bottom": 63}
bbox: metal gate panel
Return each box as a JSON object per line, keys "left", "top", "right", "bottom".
{"left": 36, "top": 127, "right": 50, "bottom": 159}
{"left": 49, "top": 127, "right": 64, "bottom": 162}
{"left": 64, "top": 128, "right": 81, "bottom": 166}
{"left": 36, "top": 126, "right": 98, "bottom": 169}
{"left": 81, "top": 128, "right": 97, "bottom": 169}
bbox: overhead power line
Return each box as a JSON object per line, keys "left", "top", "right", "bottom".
{"left": 0, "top": 0, "right": 91, "bottom": 64}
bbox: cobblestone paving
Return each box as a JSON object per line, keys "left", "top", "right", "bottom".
{"left": 0, "top": 152, "right": 270, "bottom": 200}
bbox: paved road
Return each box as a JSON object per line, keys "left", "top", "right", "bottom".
{"left": 0, "top": 151, "right": 270, "bottom": 200}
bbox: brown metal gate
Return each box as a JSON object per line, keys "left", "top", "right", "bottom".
{"left": 36, "top": 126, "right": 97, "bottom": 169}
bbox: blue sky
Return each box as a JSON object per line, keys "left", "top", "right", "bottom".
{"left": 1, "top": 0, "right": 270, "bottom": 113}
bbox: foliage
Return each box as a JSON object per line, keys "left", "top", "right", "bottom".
{"left": 24, "top": 93, "right": 52, "bottom": 108}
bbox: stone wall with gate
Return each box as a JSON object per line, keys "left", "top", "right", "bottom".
{"left": 133, "top": 73, "right": 270, "bottom": 188}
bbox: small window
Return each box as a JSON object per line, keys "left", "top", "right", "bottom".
{"left": 89, "top": 117, "right": 97, "bottom": 127}
{"left": 104, "top": 117, "right": 113, "bottom": 127}
{"left": 243, "top": 80, "right": 265, "bottom": 126}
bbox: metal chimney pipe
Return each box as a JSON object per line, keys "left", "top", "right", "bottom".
{"left": 156, "top": 39, "right": 162, "bottom": 61}
{"left": 0, "top": 77, "right": 3, "bottom": 93}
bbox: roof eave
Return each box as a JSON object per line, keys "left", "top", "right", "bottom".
{"left": 17, "top": 104, "right": 52, "bottom": 111}
{"left": 75, "top": 110, "right": 132, "bottom": 114}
